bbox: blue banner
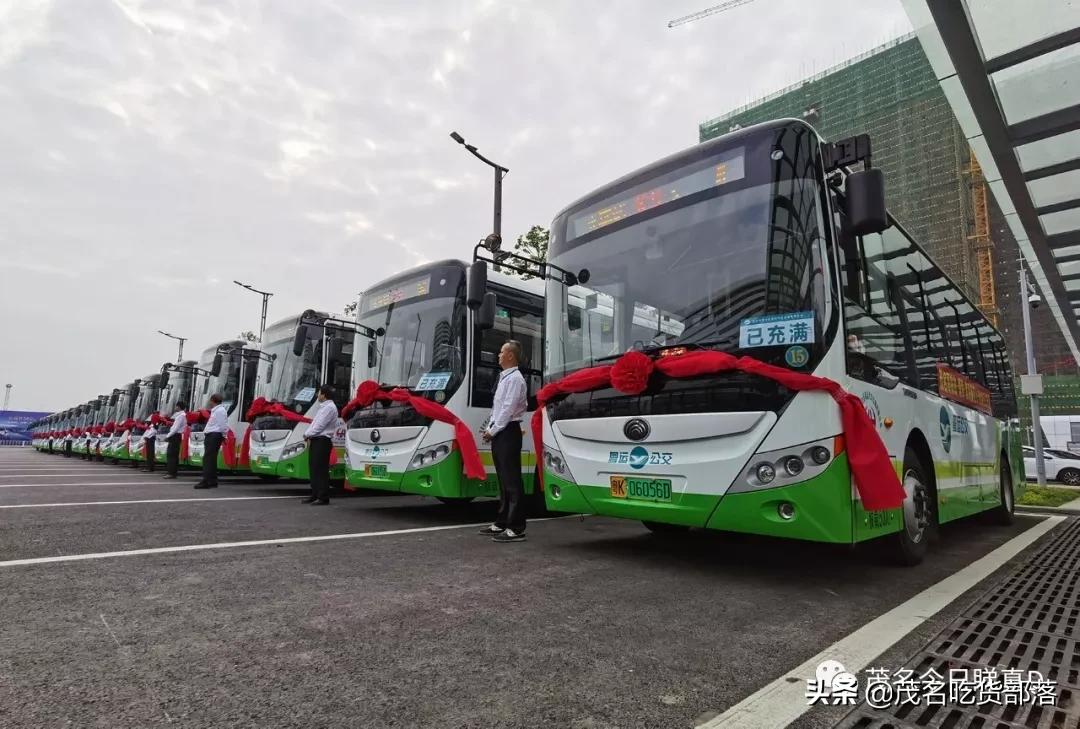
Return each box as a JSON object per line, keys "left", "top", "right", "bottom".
{"left": 0, "top": 410, "right": 52, "bottom": 444}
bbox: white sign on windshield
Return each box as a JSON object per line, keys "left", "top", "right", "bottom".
{"left": 414, "top": 371, "right": 452, "bottom": 392}
{"left": 293, "top": 387, "right": 316, "bottom": 402}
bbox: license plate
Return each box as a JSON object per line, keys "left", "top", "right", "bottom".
{"left": 365, "top": 464, "right": 388, "bottom": 478}
{"left": 610, "top": 475, "right": 672, "bottom": 502}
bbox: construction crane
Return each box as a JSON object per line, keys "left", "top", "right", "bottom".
{"left": 668, "top": 0, "right": 757, "bottom": 28}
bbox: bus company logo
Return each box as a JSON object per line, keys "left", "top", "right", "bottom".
{"left": 608, "top": 446, "right": 673, "bottom": 470}
{"left": 861, "top": 392, "right": 882, "bottom": 428}
{"left": 623, "top": 418, "right": 650, "bottom": 441}
{"left": 939, "top": 406, "right": 952, "bottom": 454}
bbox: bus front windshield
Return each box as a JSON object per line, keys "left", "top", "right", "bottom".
{"left": 545, "top": 123, "right": 829, "bottom": 380}
{"left": 260, "top": 321, "right": 324, "bottom": 414}
{"left": 132, "top": 385, "right": 159, "bottom": 422}
{"left": 159, "top": 368, "right": 194, "bottom": 416}
{"left": 196, "top": 348, "right": 243, "bottom": 415}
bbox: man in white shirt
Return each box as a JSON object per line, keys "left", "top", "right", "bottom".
{"left": 302, "top": 385, "right": 339, "bottom": 505}
{"left": 163, "top": 401, "right": 187, "bottom": 480}
{"left": 196, "top": 393, "right": 228, "bottom": 490}
{"left": 480, "top": 340, "right": 529, "bottom": 542}
{"left": 139, "top": 417, "right": 157, "bottom": 473}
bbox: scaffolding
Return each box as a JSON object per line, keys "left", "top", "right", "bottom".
{"left": 700, "top": 35, "right": 980, "bottom": 302}
{"left": 966, "top": 154, "right": 998, "bottom": 327}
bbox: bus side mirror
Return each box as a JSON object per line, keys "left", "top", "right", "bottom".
{"left": 477, "top": 292, "right": 497, "bottom": 330}
{"left": 211, "top": 354, "right": 223, "bottom": 377}
{"left": 846, "top": 169, "right": 887, "bottom": 235}
{"left": 367, "top": 341, "right": 378, "bottom": 369}
{"left": 109, "top": 393, "right": 119, "bottom": 406}
{"left": 467, "top": 261, "right": 488, "bottom": 310}
{"left": 159, "top": 371, "right": 170, "bottom": 389}
{"left": 292, "top": 325, "right": 308, "bottom": 356}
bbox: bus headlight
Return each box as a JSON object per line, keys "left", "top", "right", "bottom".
{"left": 782, "top": 456, "right": 804, "bottom": 477}
{"left": 544, "top": 449, "right": 566, "bottom": 475}
{"left": 282, "top": 443, "right": 306, "bottom": 459}
{"left": 810, "top": 446, "right": 831, "bottom": 465}
{"left": 755, "top": 463, "right": 776, "bottom": 484}
{"left": 407, "top": 441, "right": 454, "bottom": 471}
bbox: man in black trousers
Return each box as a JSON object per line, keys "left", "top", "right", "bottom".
{"left": 195, "top": 393, "right": 227, "bottom": 490}
{"left": 302, "top": 385, "right": 338, "bottom": 505}
{"left": 480, "top": 340, "right": 529, "bottom": 543}
{"left": 163, "top": 401, "right": 187, "bottom": 480}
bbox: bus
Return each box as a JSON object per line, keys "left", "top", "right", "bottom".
{"left": 508, "top": 119, "right": 1019, "bottom": 565}
{"left": 125, "top": 374, "right": 162, "bottom": 468}
{"left": 247, "top": 311, "right": 358, "bottom": 481}
{"left": 153, "top": 359, "right": 199, "bottom": 465}
{"left": 106, "top": 381, "right": 139, "bottom": 463}
{"left": 342, "top": 260, "right": 547, "bottom": 507}
{"left": 187, "top": 341, "right": 262, "bottom": 473}
{"left": 88, "top": 394, "right": 113, "bottom": 461}
{"left": 79, "top": 396, "right": 107, "bottom": 460}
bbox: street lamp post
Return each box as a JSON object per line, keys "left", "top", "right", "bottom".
{"left": 1018, "top": 260, "right": 1047, "bottom": 487}
{"left": 157, "top": 330, "right": 187, "bottom": 361}
{"left": 449, "top": 131, "right": 509, "bottom": 268}
{"left": 234, "top": 280, "right": 274, "bottom": 342}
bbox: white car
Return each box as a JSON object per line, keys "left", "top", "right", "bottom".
{"left": 1023, "top": 446, "right": 1080, "bottom": 485}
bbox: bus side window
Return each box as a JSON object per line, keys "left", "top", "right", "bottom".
{"left": 472, "top": 298, "right": 543, "bottom": 411}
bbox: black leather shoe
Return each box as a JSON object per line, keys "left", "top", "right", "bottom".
{"left": 301, "top": 496, "right": 318, "bottom": 504}
{"left": 194, "top": 483, "right": 217, "bottom": 489}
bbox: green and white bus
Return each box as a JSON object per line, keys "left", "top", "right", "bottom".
{"left": 105, "top": 380, "right": 139, "bottom": 462}
{"left": 187, "top": 340, "right": 261, "bottom": 473}
{"left": 126, "top": 373, "right": 162, "bottom": 468}
{"left": 247, "top": 311, "right": 358, "bottom": 481}
{"left": 531, "top": 119, "right": 1020, "bottom": 564}
{"left": 153, "top": 359, "right": 199, "bottom": 465}
{"left": 343, "top": 260, "right": 546, "bottom": 505}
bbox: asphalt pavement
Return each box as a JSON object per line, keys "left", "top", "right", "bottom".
{"left": 0, "top": 448, "right": 1056, "bottom": 728}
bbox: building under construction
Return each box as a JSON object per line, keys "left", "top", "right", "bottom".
{"left": 699, "top": 33, "right": 1077, "bottom": 381}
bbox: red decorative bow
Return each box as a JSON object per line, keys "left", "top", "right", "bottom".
{"left": 532, "top": 350, "right": 905, "bottom": 512}
{"left": 341, "top": 380, "right": 485, "bottom": 481}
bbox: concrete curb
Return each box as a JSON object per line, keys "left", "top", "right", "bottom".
{"left": 1017, "top": 504, "right": 1080, "bottom": 516}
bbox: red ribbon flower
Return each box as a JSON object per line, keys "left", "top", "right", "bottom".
{"left": 610, "top": 350, "right": 655, "bottom": 395}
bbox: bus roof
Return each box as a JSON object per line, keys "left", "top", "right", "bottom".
{"left": 362, "top": 258, "right": 544, "bottom": 299}
{"left": 552, "top": 118, "right": 813, "bottom": 221}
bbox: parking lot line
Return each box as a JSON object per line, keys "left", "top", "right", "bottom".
{"left": 696, "top": 515, "right": 1065, "bottom": 729}
{"left": 0, "top": 495, "right": 298, "bottom": 509}
{"left": 0, "top": 481, "right": 196, "bottom": 489}
{"left": 0, "top": 521, "right": 496, "bottom": 568}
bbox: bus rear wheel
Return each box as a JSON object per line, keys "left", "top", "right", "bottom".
{"left": 990, "top": 456, "right": 1015, "bottom": 525}
{"left": 887, "top": 446, "right": 933, "bottom": 566}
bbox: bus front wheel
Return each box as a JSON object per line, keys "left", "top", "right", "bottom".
{"left": 887, "top": 446, "right": 933, "bottom": 566}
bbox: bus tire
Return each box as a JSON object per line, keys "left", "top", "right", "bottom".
{"left": 887, "top": 446, "right": 933, "bottom": 566}
{"left": 436, "top": 496, "right": 475, "bottom": 505}
{"left": 1059, "top": 468, "right": 1080, "bottom": 486}
{"left": 990, "top": 455, "right": 1015, "bottom": 525}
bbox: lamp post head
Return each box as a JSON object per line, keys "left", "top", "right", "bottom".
{"left": 450, "top": 131, "right": 465, "bottom": 144}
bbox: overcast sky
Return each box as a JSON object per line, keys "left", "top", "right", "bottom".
{"left": 0, "top": 0, "right": 911, "bottom": 412}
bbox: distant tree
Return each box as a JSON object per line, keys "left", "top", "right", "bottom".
{"left": 512, "top": 225, "right": 549, "bottom": 279}
{"left": 237, "top": 330, "right": 258, "bottom": 343}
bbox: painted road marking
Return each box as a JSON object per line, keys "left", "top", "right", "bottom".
{"left": 0, "top": 496, "right": 298, "bottom": 509}
{"left": 0, "top": 479, "right": 263, "bottom": 489}
{"left": 0, "top": 517, "right": 572, "bottom": 568}
{"left": 696, "top": 516, "right": 1065, "bottom": 729}
{"left": 0, "top": 522, "right": 486, "bottom": 567}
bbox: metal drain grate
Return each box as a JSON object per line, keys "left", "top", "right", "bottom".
{"left": 835, "top": 519, "right": 1080, "bottom": 729}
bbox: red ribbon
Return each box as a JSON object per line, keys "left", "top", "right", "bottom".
{"left": 181, "top": 427, "right": 190, "bottom": 461}
{"left": 223, "top": 429, "right": 237, "bottom": 468}
{"left": 150, "top": 412, "right": 172, "bottom": 427}
{"left": 341, "top": 381, "right": 485, "bottom": 481}
{"left": 533, "top": 350, "right": 905, "bottom": 512}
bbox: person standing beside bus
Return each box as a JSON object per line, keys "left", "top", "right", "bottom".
{"left": 302, "top": 385, "right": 338, "bottom": 505}
{"left": 163, "top": 401, "right": 187, "bottom": 480}
{"left": 196, "top": 394, "right": 227, "bottom": 489}
{"left": 480, "top": 340, "right": 528, "bottom": 543}
{"left": 140, "top": 420, "right": 157, "bottom": 473}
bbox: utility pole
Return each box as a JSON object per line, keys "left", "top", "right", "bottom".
{"left": 157, "top": 330, "right": 187, "bottom": 361}
{"left": 3, "top": 384, "right": 11, "bottom": 411}
{"left": 234, "top": 280, "right": 274, "bottom": 342}
{"left": 1019, "top": 259, "right": 1046, "bottom": 487}
{"left": 449, "top": 131, "right": 509, "bottom": 270}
